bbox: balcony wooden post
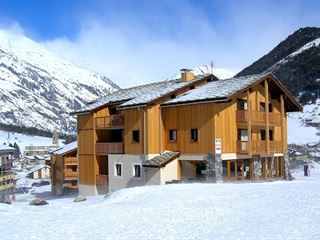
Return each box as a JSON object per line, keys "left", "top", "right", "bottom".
{"left": 264, "top": 79, "right": 269, "bottom": 154}
{"left": 247, "top": 89, "right": 251, "bottom": 155}
{"left": 280, "top": 94, "right": 285, "bottom": 152}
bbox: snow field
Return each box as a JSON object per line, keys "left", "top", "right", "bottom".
{"left": 1, "top": 170, "right": 320, "bottom": 240}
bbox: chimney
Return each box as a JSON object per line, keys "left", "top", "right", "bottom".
{"left": 180, "top": 69, "right": 195, "bottom": 82}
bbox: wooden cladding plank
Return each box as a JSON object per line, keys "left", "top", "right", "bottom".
{"left": 78, "top": 154, "right": 95, "bottom": 185}
{"left": 124, "top": 108, "right": 144, "bottom": 154}
{"left": 162, "top": 102, "right": 216, "bottom": 154}
{"left": 78, "top": 129, "right": 95, "bottom": 155}
{"left": 78, "top": 114, "right": 94, "bottom": 130}
{"left": 147, "top": 104, "right": 161, "bottom": 154}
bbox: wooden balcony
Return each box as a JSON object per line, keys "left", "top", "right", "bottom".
{"left": 96, "top": 114, "right": 124, "bottom": 129}
{"left": 64, "top": 171, "right": 78, "bottom": 179}
{"left": 96, "top": 142, "right": 124, "bottom": 155}
{"left": 237, "top": 141, "right": 248, "bottom": 153}
{"left": 96, "top": 174, "right": 108, "bottom": 185}
{"left": 237, "top": 141, "right": 283, "bottom": 154}
{"left": 236, "top": 110, "right": 280, "bottom": 125}
{"left": 252, "top": 141, "right": 267, "bottom": 154}
{"left": 64, "top": 157, "right": 78, "bottom": 165}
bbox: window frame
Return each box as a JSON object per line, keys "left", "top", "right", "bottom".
{"left": 269, "top": 129, "right": 274, "bottom": 141}
{"left": 191, "top": 128, "right": 199, "bottom": 142}
{"left": 237, "top": 99, "right": 248, "bottom": 111}
{"left": 114, "top": 162, "right": 123, "bottom": 178}
{"left": 259, "top": 102, "right": 266, "bottom": 112}
{"left": 260, "top": 129, "right": 266, "bottom": 141}
{"left": 132, "top": 130, "right": 140, "bottom": 143}
{"left": 132, "top": 163, "right": 142, "bottom": 179}
{"left": 169, "top": 129, "right": 177, "bottom": 143}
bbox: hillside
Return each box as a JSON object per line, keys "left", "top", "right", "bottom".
{"left": 237, "top": 27, "right": 320, "bottom": 104}
{"left": 0, "top": 30, "right": 119, "bottom": 134}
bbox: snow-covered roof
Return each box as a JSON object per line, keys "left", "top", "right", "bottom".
{"left": 162, "top": 73, "right": 268, "bottom": 106}
{"left": 27, "top": 164, "right": 50, "bottom": 174}
{"left": 0, "top": 144, "right": 16, "bottom": 152}
{"left": 143, "top": 151, "right": 180, "bottom": 168}
{"left": 51, "top": 141, "right": 77, "bottom": 155}
{"left": 71, "top": 75, "right": 210, "bottom": 113}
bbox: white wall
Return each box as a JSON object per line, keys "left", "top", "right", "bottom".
{"left": 160, "top": 159, "right": 179, "bottom": 184}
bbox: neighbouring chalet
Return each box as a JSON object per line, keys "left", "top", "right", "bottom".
{"left": 71, "top": 70, "right": 302, "bottom": 196}
{"left": 51, "top": 141, "right": 78, "bottom": 195}
{"left": 26, "top": 165, "right": 51, "bottom": 179}
{"left": 0, "top": 145, "right": 16, "bottom": 202}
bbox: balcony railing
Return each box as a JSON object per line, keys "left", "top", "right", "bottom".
{"left": 96, "top": 114, "right": 124, "bottom": 129}
{"left": 236, "top": 110, "right": 280, "bottom": 125}
{"left": 64, "top": 157, "right": 78, "bottom": 165}
{"left": 269, "top": 141, "right": 283, "bottom": 152}
{"left": 96, "top": 174, "right": 108, "bottom": 185}
{"left": 252, "top": 141, "right": 267, "bottom": 154}
{"left": 237, "top": 140, "right": 283, "bottom": 154}
{"left": 96, "top": 142, "right": 124, "bottom": 155}
{"left": 64, "top": 171, "right": 78, "bottom": 179}
{"left": 237, "top": 141, "right": 248, "bottom": 153}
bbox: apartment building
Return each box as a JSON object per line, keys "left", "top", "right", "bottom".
{"left": 72, "top": 71, "right": 302, "bottom": 196}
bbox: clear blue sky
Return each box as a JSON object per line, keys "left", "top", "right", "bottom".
{"left": 0, "top": 0, "right": 319, "bottom": 87}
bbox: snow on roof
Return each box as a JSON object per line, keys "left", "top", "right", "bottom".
{"left": 51, "top": 141, "right": 77, "bottom": 155}
{"left": 27, "top": 164, "right": 50, "bottom": 174}
{"left": 0, "top": 144, "right": 16, "bottom": 152}
{"left": 162, "top": 73, "right": 268, "bottom": 106}
{"left": 72, "top": 75, "right": 209, "bottom": 113}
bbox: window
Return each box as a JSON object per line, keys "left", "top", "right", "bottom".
{"left": 237, "top": 99, "right": 248, "bottom": 110}
{"left": 260, "top": 102, "right": 265, "bottom": 112}
{"left": 109, "top": 107, "right": 117, "bottom": 115}
{"left": 269, "top": 130, "right": 274, "bottom": 141}
{"left": 114, "top": 163, "right": 122, "bottom": 177}
{"left": 133, "top": 164, "right": 142, "bottom": 178}
{"left": 261, "top": 129, "right": 266, "bottom": 141}
{"left": 191, "top": 129, "right": 198, "bottom": 142}
{"left": 132, "top": 130, "right": 140, "bottom": 143}
{"left": 237, "top": 129, "right": 248, "bottom": 141}
{"left": 169, "top": 130, "right": 177, "bottom": 142}
{"left": 268, "top": 103, "right": 272, "bottom": 112}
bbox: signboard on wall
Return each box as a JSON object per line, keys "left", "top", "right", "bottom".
{"left": 215, "top": 138, "right": 222, "bottom": 154}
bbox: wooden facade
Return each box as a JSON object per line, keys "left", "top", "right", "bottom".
{"left": 75, "top": 73, "right": 302, "bottom": 194}
{"left": 51, "top": 145, "right": 78, "bottom": 195}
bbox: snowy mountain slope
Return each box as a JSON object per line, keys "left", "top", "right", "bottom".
{"left": 168, "top": 64, "right": 236, "bottom": 80}
{"left": 0, "top": 30, "right": 119, "bottom": 133}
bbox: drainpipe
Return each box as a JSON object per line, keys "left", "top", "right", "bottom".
{"left": 159, "top": 106, "right": 162, "bottom": 153}
{"left": 143, "top": 108, "right": 147, "bottom": 184}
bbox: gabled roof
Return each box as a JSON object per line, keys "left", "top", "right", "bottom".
{"left": 143, "top": 151, "right": 180, "bottom": 168}
{"left": 27, "top": 164, "right": 50, "bottom": 174}
{"left": 162, "top": 73, "right": 302, "bottom": 112}
{"left": 71, "top": 75, "right": 211, "bottom": 114}
{"left": 0, "top": 144, "right": 16, "bottom": 153}
{"left": 51, "top": 141, "right": 77, "bottom": 155}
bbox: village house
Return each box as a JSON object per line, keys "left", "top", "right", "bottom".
{"left": 26, "top": 165, "right": 51, "bottom": 179}
{"left": 71, "top": 70, "right": 302, "bottom": 196}
{"left": 0, "top": 144, "right": 16, "bottom": 203}
{"left": 51, "top": 141, "right": 78, "bottom": 195}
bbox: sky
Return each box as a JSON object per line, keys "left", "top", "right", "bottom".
{"left": 0, "top": 0, "right": 319, "bottom": 87}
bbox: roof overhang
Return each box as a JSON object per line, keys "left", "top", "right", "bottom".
{"left": 229, "top": 73, "right": 303, "bottom": 112}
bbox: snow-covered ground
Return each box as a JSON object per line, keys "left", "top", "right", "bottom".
{"left": 1, "top": 170, "right": 320, "bottom": 240}
{"left": 0, "top": 130, "right": 64, "bottom": 154}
